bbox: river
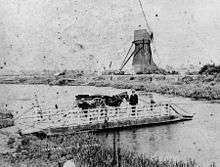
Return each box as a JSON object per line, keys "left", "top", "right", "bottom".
{"left": 0, "top": 84, "right": 219, "bottom": 166}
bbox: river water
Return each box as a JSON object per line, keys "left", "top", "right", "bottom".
{"left": 0, "top": 84, "right": 219, "bottom": 166}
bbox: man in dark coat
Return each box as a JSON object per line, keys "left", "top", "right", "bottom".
{"left": 78, "top": 98, "right": 90, "bottom": 117}
{"left": 129, "top": 90, "right": 138, "bottom": 116}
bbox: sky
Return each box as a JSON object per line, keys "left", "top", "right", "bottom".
{"left": 0, "top": 0, "right": 220, "bottom": 72}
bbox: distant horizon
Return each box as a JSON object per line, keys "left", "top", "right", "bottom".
{"left": 0, "top": 62, "right": 214, "bottom": 75}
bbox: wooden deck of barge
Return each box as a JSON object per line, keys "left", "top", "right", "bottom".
{"left": 14, "top": 103, "right": 193, "bottom": 136}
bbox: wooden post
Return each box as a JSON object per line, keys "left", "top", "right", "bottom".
{"left": 165, "top": 104, "right": 169, "bottom": 115}
{"left": 98, "top": 108, "right": 100, "bottom": 123}
{"left": 77, "top": 109, "right": 80, "bottom": 126}
{"left": 105, "top": 107, "right": 108, "bottom": 123}
{"left": 111, "top": 129, "right": 121, "bottom": 167}
{"left": 117, "top": 129, "right": 121, "bottom": 167}
{"left": 117, "top": 107, "right": 120, "bottom": 122}
{"left": 112, "top": 131, "right": 117, "bottom": 166}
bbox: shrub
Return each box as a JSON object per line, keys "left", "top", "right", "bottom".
{"left": 199, "top": 64, "right": 220, "bottom": 75}
{"left": 1, "top": 133, "right": 199, "bottom": 167}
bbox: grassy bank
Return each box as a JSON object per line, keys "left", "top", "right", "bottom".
{"left": 0, "top": 72, "right": 220, "bottom": 100}
{"left": 87, "top": 76, "right": 220, "bottom": 100}
{"left": 1, "top": 133, "right": 198, "bottom": 167}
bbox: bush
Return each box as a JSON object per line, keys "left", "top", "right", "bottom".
{"left": 199, "top": 64, "right": 220, "bottom": 75}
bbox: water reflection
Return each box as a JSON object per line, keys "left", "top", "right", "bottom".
{"left": 131, "top": 130, "right": 137, "bottom": 152}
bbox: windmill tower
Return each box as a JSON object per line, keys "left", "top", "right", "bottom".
{"left": 119, "top": 29, "right": 158, "bottom": 74}
{"left": 132, "top": 29, "right": 157, "bottom": 73}
{"left": 119, "top": 0, "right": 158, "bottom": 74}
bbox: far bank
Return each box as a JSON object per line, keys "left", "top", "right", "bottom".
{"left": 0, "top": 72, "right": 220, "bottom": 101}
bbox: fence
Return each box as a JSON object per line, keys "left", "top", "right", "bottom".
{"left": 14, "top": 103, "right": 178, "bottom": 134}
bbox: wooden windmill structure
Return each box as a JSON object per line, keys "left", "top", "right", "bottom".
{"left": 119, "top": 0, "right": 158, "bottom": 74}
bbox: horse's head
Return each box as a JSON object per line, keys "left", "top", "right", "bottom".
{"left": 118, "top": 92, "right": 129, "bottom": 101}
{"left": 105, "top": 92, "right": 129, "bottom": 107}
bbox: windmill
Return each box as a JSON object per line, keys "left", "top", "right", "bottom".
{"left": 119, "top": 0, "right": 158, "bottom": 74}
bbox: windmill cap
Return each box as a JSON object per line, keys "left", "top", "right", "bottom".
{"left": 134, "top": 29, "right": 151, "bottom": 41}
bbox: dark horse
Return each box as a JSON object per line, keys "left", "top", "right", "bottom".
{"left": 76, "top": 92, "right": 129, "bottom": 109}
{"left": 103, "top": 92, "right": 129, "bottom": 107}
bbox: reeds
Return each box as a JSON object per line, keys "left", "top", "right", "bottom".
{"left": 1, "top": 133, "right": 199, "bottom": 167}
{"left": 0, "top": 104, "right": 14, "bottom": 129}
{"left": 87, "top": 78, "right": 220, "bottom": 100}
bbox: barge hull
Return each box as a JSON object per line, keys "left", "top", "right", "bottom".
{"left": 35, "top": 116, "right": 192, "bottom": 136}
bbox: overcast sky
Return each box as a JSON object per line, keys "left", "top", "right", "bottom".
{"left": 0, "top": 0, "right": 220, "bottom": 72}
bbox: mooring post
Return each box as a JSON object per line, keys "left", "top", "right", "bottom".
{"left": 112, "top": 131, "right": 117, "bottom": 166}
{"left": 117, "top": 129, "right": 121, "bottom": 167}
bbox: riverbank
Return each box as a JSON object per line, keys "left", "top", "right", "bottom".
{"left": 0, "top": 72, "right": 220, "bottom": 100}
{"left": 87, "top": 74, "right": 220, "bottom": 100}
{"left": 0, "top": 132, "right": 198, "bottom": 167}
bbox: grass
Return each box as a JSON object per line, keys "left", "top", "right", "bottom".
{"left": 0, "top": 106, "right": 14, "bottom": 129}
{"left": 87, "top": 78, "right": 220, "bottom": 100}
{"left": 0, "top": 133, "right": 199, "bottom": 167}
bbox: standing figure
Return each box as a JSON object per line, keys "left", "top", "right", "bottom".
{"left": 78, "top": 98, "right": 90, "bottom": 117}
{"left": 129, "top": 90, "right": 138, "bottom": 116}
